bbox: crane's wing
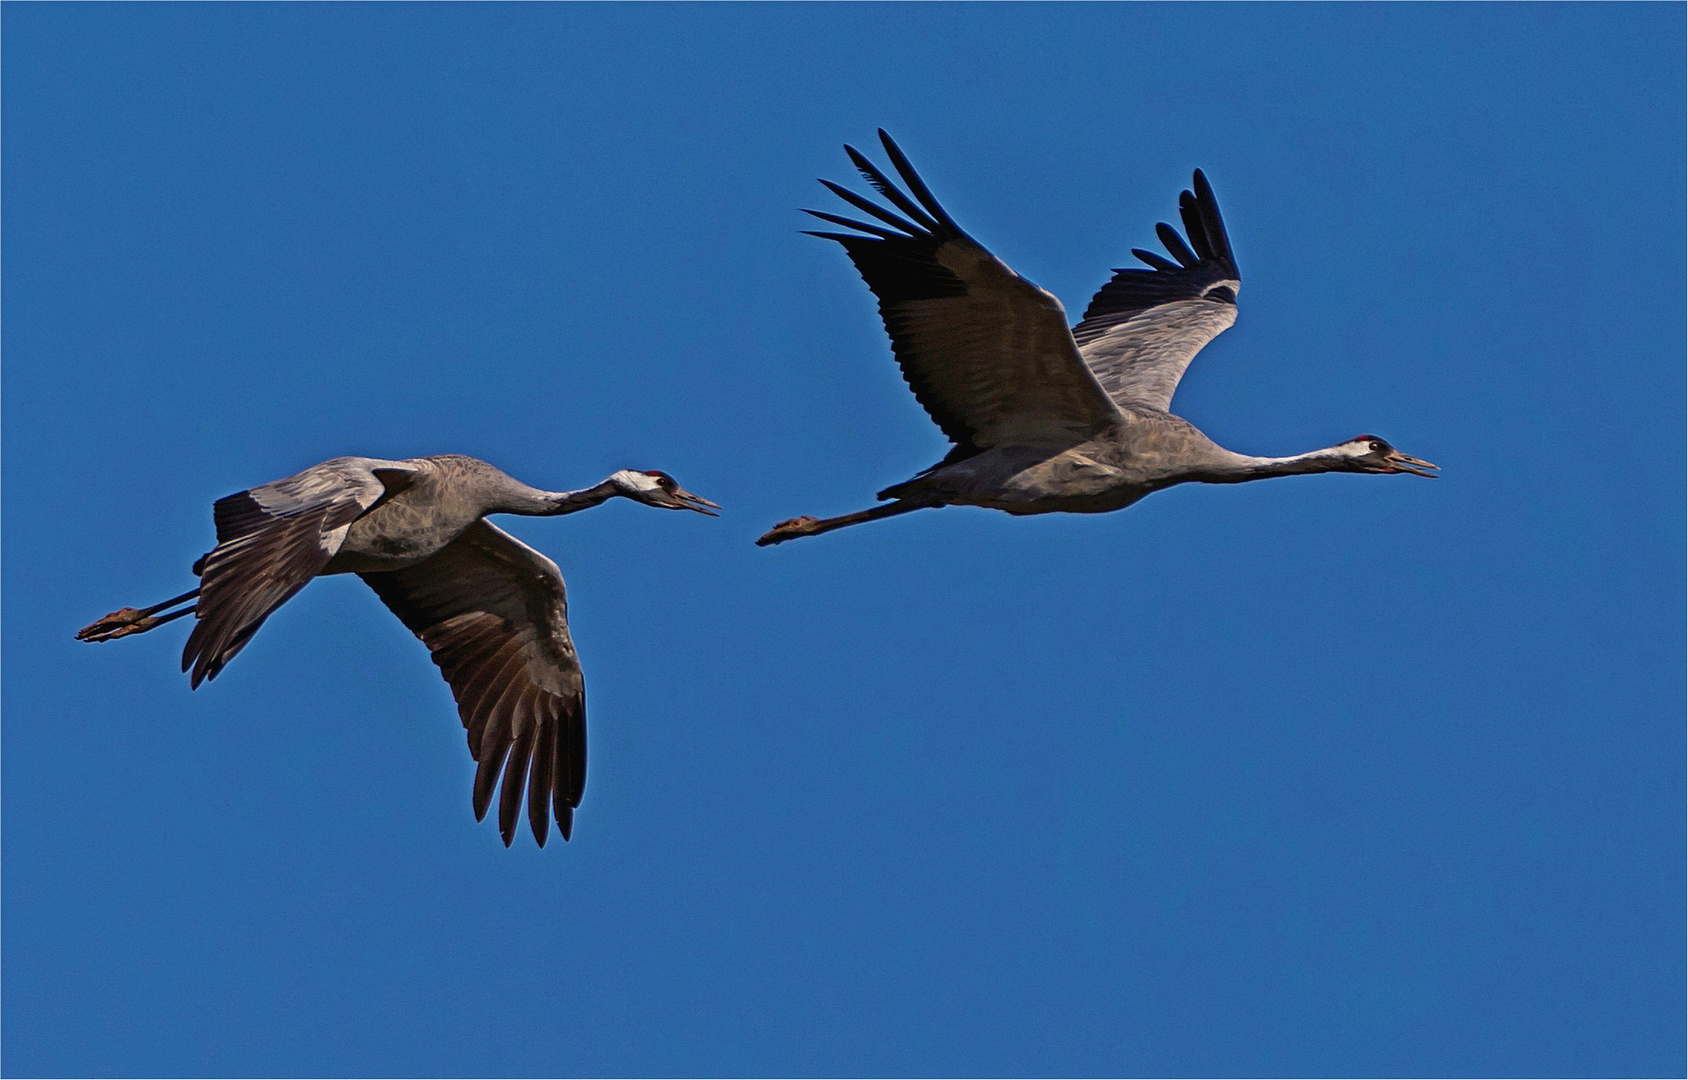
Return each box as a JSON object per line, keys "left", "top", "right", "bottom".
{"left": 1072, "top": 170, "right": 1241, "bottom": 414}
{"left": 359, "top": 521, "right": 585, "bottom": 848}
{"left": 805, "top": 130, "right": 1121, "bottom": 458}
{"left": 183, "top": 457, "right": 419, "bottom": 688}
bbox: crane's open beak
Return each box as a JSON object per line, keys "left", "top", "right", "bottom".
{"left": 665, "top": 487, "right": 721, "bottom": 515}
{"left": 1384, "top": 450, "right": 1439, "bottom": 478}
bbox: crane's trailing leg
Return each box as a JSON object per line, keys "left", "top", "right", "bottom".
{"left": 756, "top": 500, "right": 934, "bottom": 546}
{"left": 76, "top": 588, "right": 200, "bottom": 642}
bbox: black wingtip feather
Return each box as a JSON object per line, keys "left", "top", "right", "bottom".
{"left": 844, "top": 143, "right": 943, "bottom": 233}
{"left": 817, "top": 178, "right": 924, "bottom": 236}
{"left": 1156, "top": 222, "right": 1199, "bottom": 267}
{"left": 844, "top": 144, "right": 896, "bottom": 201}
{"left": 1132, "top": 248, "right": 1183, "bottom": 273}
{"left": 1191, "top": 170, "right": 1214, "bottom": 209}
{"left": 473, "top": 744, "right": 509, "bottom": 822}
{"left": 876, "top": 130, "right": 958, "bottom": 231}
{"left": 527, "top": 715, "right": 555, "bottom": 847}
{"left": 1178, "top": 194, "right": 1206, "bottom": 261}
{"left": 558, "top": 690, "right": 585, "bottom": 812}
{"left": 802, "top": 208, "right": 907, "bottom": 241}
{"left": 1073, "top": 170, "right": 1241, "bottom": 342}
{"left": 1191, "top": 170, "right": 1235, "bottom": 269}
{"left": 497, "top": 721, "right": 536, "bottom": 846}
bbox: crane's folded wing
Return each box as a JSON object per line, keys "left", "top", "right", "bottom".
{"left": 183, "top": 457, "right": 419, "bottom": 687}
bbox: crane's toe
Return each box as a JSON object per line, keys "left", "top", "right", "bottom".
{"left": 76, "top": 607, "right": 155, "bottom": 642}
{"left": 756, "top": 516, "right": 820, "bottom": 546}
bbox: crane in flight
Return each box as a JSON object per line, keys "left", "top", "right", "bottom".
{"left": 77, "top": 454, "right": 718, "bottom": 847}
{"left": 758, "top": 132, "right": 1434, "bottom": 546}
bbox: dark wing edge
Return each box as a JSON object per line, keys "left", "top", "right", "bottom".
{"left": 182, "top": 458, "right": 413, "bottom": 687}
{"left": 1070, "top": 171, "right": 1243, "bottom": 412}
{"left": 806, "top": 130, "right": 1119, "bottom": 455}
{"left": 1072, "top": 169, "right": 1240, "bottom": 347}
{"left": 802, "top": 131, "right": 981, "bottom": 450}
{"left": 359, "top": 521, "right": 585, "bottom": 848}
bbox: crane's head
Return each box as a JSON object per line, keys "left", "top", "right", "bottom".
{"left": 610, "top": 470, "right": 721, "bottom": 514}
{"left": 1337, "top": 435, "right": 1439, "bottom": 477}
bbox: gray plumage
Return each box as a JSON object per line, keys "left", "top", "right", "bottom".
{"left": 757, "top": 132, "right": 1435, "bottom": 546}
{"left": 78, "top": 454, "right": 718, "bottom": 847}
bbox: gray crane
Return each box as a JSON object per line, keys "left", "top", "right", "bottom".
{"left": 757, "top": 132, "right": 1435, "bottom": 546}
{"left": 77, "top": 454, "right": 718, "bottom": 847}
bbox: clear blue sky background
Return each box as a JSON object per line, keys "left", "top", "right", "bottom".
{"left": 4, "top": 5, "right": 1682, "bottom": 1077}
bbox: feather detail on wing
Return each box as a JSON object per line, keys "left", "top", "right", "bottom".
{"left": 359, "top": 521, "right": 585, "bottom": 848}
{"left": 1072, "top": 170, "right": 1242, "bottom": 413}
{"left": 182, "top": 457, "right": 418, "bottom": 687}
{"left": 805, "top": 131, "right": 1121, "bottom": 456}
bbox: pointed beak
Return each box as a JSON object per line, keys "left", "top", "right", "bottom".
{"left": 1385, "top": 451, "right": 1439, "bottom": 478}
{"left": 668, "top": 486, "right": 721, "bottom": 516}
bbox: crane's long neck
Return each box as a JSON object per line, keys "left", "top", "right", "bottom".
{"left": 1196, "top": 445, "right": 1356, "bottom": 484}
{"left": 492, "top": 478, "right": 623, "bottom": 516}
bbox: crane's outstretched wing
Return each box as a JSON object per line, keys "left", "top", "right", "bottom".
{"left": 1072, "top": 170, "right": 1241, "bottom": 414}
{"left": 183, "top": 457, "right": 419, "bottom": 687}
{"left": 359, "top": 521, "right": 585, "bottom": 848}
{"left": 805, "top": 130, "right": 1121, "bottom": 458}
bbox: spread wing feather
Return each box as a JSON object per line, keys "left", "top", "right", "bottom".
{"left": 182, "top": 457, "right": 418, "bottom": 687}
{"left": 806, "top": 131, "right": 1121, "bottom": 457}
{"left": 1073, "top": 170, "right": 1243, "bottom": 413}
{"left": 359, "top": 520, "right": 585, "bottom": 848}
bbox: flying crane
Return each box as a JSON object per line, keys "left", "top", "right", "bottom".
{"left": 758, "top": 132, "right": 1435, "bottom": 546}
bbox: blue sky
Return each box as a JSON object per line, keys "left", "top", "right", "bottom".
{"left": 4, "top": 5, "right": 1682, "bottom": 1076}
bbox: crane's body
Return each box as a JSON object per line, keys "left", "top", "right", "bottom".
{"left": 757, "top": 132, "right": 1434, "bottom": 546}
{"left": 877, "top": 410, "right": 1424, "bottom": 515}
{"left": 314, "top": 454, "right": 648, "bottom": 573}
{"left": 320, "top": 456, "right": 506, "bottom": 572}
{"left": 78, "top": 453, "right": 717, "bottom": 847}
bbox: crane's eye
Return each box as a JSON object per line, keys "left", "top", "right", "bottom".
{"left": 1368, "top": 441, "right": 1384, "bottom": 453}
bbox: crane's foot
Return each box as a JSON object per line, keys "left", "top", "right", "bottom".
{"left": 77, "top": 607, "right": 167, "bottom": 642}
{"left": 76, "top": 588, "right": 199, "bottom": 642}
{"left": 756, "top": 516, "right": 820, "bottom": 546}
